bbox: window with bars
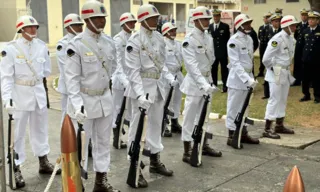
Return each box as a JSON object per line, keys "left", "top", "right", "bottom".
{"left": 286, "top": 0, "right": 299, "bottom": 2}
{"left": 254, "top": 0, "right": 266, "bottom": 4}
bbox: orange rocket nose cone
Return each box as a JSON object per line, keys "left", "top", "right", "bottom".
{"left": 61, "top": 115, "right": 77, "bottom": 153}
{"left": 283, "top": 165, "right": 305, "bottom": 192}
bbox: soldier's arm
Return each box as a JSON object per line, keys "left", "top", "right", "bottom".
{"left": 262, "top": 39, "right": 280, "bottom": 69}
{"left": 181, "top": 39, "right": 209, "bottom": 89}
{"left": 258, "top": 26, "right": 262, "bottom": 41}
{"left": 65, "top": 42, "right": 83, "bottom": 111}
{"left": 0, "top": 47, "right": 14, "bottom": 103}
{"left": 113, "top": 36, "right": 128, "bottom": 86}
{"left": 56, "top": 42, "right": 67, "bottom": 81}
{"left": 227, "top": 39, "right": 251, "bottom": 84}
{"left": 125, "top": 40, "right": 144, "bottom": 97}
{"left": 226, "top": 23, "right": 231, "bottom": 40}
{"left": 294, "top": 24, "right": 300, "bottom": 40}
{"left": 44, "top": 46, "right": 51, "bottom": 77}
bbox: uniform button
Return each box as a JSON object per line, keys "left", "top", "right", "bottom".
{"left": 310, "top": 49, "right": 312, "bottom": 51}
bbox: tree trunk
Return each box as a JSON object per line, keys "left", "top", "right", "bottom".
{"left": 309, "top": 0, "right": 320, "bottom": 13}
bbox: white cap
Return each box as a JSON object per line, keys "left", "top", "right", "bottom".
{"left": 161, "top": 22, "right": 177, "bottom": 35}
{"left": 64, "top": 13, "right": 84, "bottom": 28}
{"left": 16, "top": 15, "right": 39, "bottom": 33}
{"left": 119, "top": 12, "right": 137, "bottom": 26}
{"left": 137, "top": 4, "right": 160, "bottom": 23}
{"left": 81, "top": 0, "right": 107, "bottom": 20}
{"left": 192, "top": 6, "right": 212, "bottom": 21}
{"left": 281, "top": 15, "right": 299, "bottom": 28}
{"left": 234, "top": 14, "right": 253, "bottom": 30}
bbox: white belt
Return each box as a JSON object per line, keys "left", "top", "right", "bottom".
{"left": 276, "top": 65, "right": 289, "bottom": 70}
{"left": 80, "top": 87, "right": 108, "bottom": 96}
{"left": 140, "top": 72, "right": 160, "bottom": 79}
{"left": 168, "top": 67, "right": 181, "bottom": 73}
{"left": 201, "top": 71, "right": 211, "bottom": 77}
{"left": 244, "top": 68, "right": 252, "bottom": 73}
{"left": 15, "top": 79, "right": 42, "bottom": 86}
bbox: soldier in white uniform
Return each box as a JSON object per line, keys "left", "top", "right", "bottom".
{"left": 180, "top": 6, "right": 222, "bottom": 164}
{"left": 161, "top": 22, "right": 184, "bottom": 137}
{"left": 112, "top": 12, "right": 136, "bottom": 149}
{"left": 225, "top": 14, "right": 260, "bottom": 149}
{"left": 262, "top": 15, "right": 298, "bottom": 139}
{"left": 125, "top": 4, "right": 175, "bottom": 188}
{"left": 1, "top": 15, "right": 60, "bottom": 188}
{"left": 64, "top": 1, "right": 119, "bottom": 191}
{"left": 56, "top": 14, "right": 83, "bottom": 125}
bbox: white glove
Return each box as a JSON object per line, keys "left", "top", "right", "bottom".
{"left": 203, "top": 84, "right": 219, "bottom": 95}
{"left": 170, "top": 79, "right": 178, "bottom": 87}
{"left": 122, "top": 79, "right": 129, "bottom": 88}
{"left": 4, "top": 100, "right": 16, "bottom": 115}
{"left": 247, "top": 78, "right": 258, "bottom": 88}
{"left": 75, "top": 109, "right": 87, "bottom": 124}
{"left": 138, "top": 95, "right": 151, "bottom": 110}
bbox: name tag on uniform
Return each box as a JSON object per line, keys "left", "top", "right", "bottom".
{"left": 241, "top": 47, "right": 246, "bottom": 50}
{"left": 16, "top": 55, "right": 25, "bottom": 59}
{"left": 85, "top": 52, "right": 94, "bottom": 56}
{"left": 168, "top": 50, "right": 173, "bottom": 52}
{"left": 197, "top": 46, "right": 203, "bottom": 48}
{"left": 284, "top": 47, "right": 288, "bottom": 50}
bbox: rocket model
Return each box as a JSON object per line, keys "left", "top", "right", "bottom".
{"left": 61, "top": 115, "right": 83, "bottom": 192}
{"left": 283, "top": 165, "right": 305, "bottom": 192}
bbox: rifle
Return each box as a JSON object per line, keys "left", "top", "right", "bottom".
{"left": 77, "top": 106, "right": 88, "bottom": 180}
{"left": 7, "top": 99, "right": 18, "bottom": 189}
{"left": 190, "top": 95, "right": 213, "bottom": 167}
{"left": 231, "top": 87, "right": 254, "bottom": 149}
{"left": 161, "top": 76, "right": 176, "bottom": 136}
{"left": 114, "top": 93, "right": 127, "bottom": 149}
{"left": 127, "top": 94, "right": 150, "bottom": 188}
{"left": 43, "top": 78, "right": 50, "bottom": 108}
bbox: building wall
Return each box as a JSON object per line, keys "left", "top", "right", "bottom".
{"left": 242, "top": 0, "right": 310, "bottom": 32}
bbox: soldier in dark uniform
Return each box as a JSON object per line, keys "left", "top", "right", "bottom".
{"left": 257, "top": 12, "right": 272, "bottom": 77}
{"left": 208, "top": 9, "right": 230, "bottom": 93}
{"left": 300, "top": 11, "right": 320, "bottom": 104}
{"left": 262, "top": 13, "right": 282, "bottom": 99}
{"left": 293, "top": 9, "right": 309, "bottom": 86}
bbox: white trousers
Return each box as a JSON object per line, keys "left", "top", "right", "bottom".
{"left": 60, "top": 93, "right": 68, "bottom": 126}
{"left": 226, "top": 88, "right": 247, "bottom": 130}
{"left": 112, "top": 88, "right": 132, "bottom": 128}
{"left": 128, "top": 98, "right": 164, "bottom": 154}
{"left": 13, "top": 105, "right": 50, "bottom": 165}
{"left": 75, "top": 115, "right": 112, "bottom": 173}
{"left": 181, "top": 95, "right": 204, "bottom": 141}
{"left": 265, "top": 81, "right": 290, "bottom": 120}
{"left": 165, "top": 84, "right": 183, "bottom": 119}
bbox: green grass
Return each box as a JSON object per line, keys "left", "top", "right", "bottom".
{"left": 181, "top": 57, "right": 320, "bottom": 128}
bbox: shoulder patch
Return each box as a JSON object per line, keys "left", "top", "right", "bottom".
{"left": 182, "top": 42, "right": 189, "bottom": 48}
{"left": 57, "top": 45, "right": 62, "bottom": 51}
{"left": 271, "top": 41, "right": 278, "bottom": 47}
{"left": 127, "top": 46, "right": 133, "bottom": 53}
{"left": 67, "top": 49, "right": 75, "bottom": 57}
{"left": 229, "top": 43, "right": 235, "bottom": 48}
{"left": 1, "top": 51, "right": 6, "bottom": 57}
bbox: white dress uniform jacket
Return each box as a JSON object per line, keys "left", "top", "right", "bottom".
{"left": 124, "top": 27, "right": 173, "bottom": 102}
{"left": 163, "top": 38, "right": 184, "bottom": 87}
{"left": 226, "top": 31, "right": 254, "bottom": 90}
{"left": 263, "top": 30, "right": 295, "bottom": 85}
{"left": 112, "top": 30, "right": 130, "bottom": 90}
{"left": 1, "top": 37, "right": 51, "bottom": 110}
{"left": 180, "top": 28, "right": 215, "bottom": 96}
{"left": 65, "top": 28, "right": 115, "bottom": 119}
{"left": 56, "top": 33, "right": 75, "bottom": 94}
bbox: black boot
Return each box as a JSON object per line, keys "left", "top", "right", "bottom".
{"left": 182, "top": 141, "right": 191, "bottom": 163}
{"left": 88, "top": 138, "right": 92, "bottom": 157}
{"left": 113, "top": 128, "right": 127, "bottom": 149}
{"left": 171, "top": 118, "right": 182, "bottom": 133}
{"left": 262, "top": 120, "right": 281, "bottom": 139}
{"left": 299, "top": 95, "right": 311, "bottom": 102}
{"left": 149, "top": 153, "right": 173, "bottom": 176}
{"left": 39, "top": 155, "right": 61, "bottom": 175}
{"left": 275, "top": 117, "right": 294, "bottom": 134}
{"left": 14, "top": 165, "right": 25, "bottom": 188}
{"left": 93, "top": 172, "right": 120, "bottom": 192}
{"left": 241, "top": 126, "right": 260, "bottom": 144}
{"left": 202, "top": 137, "right": 222, "bottom": 157}
{"left": 227, "top": 130, "right": 243, "bottom": 148}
